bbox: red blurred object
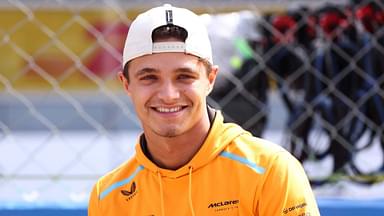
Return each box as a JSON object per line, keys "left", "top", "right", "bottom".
{"left": 355, "top": 4, "right": 376, "bottom": 33}
{"left": 375, "top": 10, "right": 384, "bottom": 25}
{"left": 356, "top": 4, "right": 374, "bottom": 20}
{"left": 272, "top": 15, "right": 296, "bottom": 43}
{"left": 85, "top": 22, "right": 130, "bottom": 78}
{"left": 272, "top": 15, "right": 296, "bottom": 33}
{"left": 319, "top": 12, "right": 344, "bottom": 36}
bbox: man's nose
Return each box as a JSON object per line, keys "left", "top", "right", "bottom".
{"left": 158, "top": 81, "right": 180, "bottom": 102}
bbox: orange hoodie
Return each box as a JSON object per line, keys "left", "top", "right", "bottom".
{"left": 88, "top": 111, "right": 320, "bottom": 216}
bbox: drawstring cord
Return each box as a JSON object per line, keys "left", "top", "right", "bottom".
{"left": 188, "top": 166, "right": 196, "bottom": 216}
{"left": 157, "top": 167, "right": 195, "bottom": 216}
{"left": 157, "top": 171, "right": 165, "bottom": 216}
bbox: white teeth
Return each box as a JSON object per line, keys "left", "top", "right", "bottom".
{"left": 156, "top": 106, "right": 182, "bottom": 113}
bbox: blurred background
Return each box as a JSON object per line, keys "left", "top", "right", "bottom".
{"left": 1, "top": 0, "right": 384, "bottom": 215}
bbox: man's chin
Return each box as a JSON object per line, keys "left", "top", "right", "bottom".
{"left": 154, "top": 128, "right": 180, "bottom": 138}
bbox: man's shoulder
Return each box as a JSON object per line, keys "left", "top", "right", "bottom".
{"left": 230, "top": 133, "right": 287, "bottom": 156}
{"left": 230, "top": 133, "right": 304, "bottom": 171}
{"left": 96, "top": 156, "right": 141, "bottom": 189}
{"left": 222, "top": 133, "right": 300, "bottom": 176}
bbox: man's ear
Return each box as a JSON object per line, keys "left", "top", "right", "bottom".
{"left": 118, "top": 71, "right": 131, "bottom": 96}
{"left": 207, "top": 65, "right": 219, "bottom": 94}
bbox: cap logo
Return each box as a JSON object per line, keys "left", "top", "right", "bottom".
{"left": 165, "top": 10, "right": 173, "bottom": 24}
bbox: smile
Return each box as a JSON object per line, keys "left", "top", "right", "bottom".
{"left": 154, "top": 106, "right": 185, "bottom": 113}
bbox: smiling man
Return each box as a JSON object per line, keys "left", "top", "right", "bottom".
{"left": 88, "top": 4, "right": 320, "bottom": 216}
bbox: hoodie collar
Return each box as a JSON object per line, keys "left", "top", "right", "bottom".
{"left": 135, "top": 109, "right": 247, "bottom": 178}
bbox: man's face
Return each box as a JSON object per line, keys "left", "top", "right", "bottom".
{"left": 120, "top": 52, "right": 217, "bottom": 138}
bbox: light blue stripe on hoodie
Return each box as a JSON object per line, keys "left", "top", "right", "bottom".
{"left": 220, "top": 151, "right": 265, "bottom": 174}
{"left": 99, "top": 165, "right": 144, "bottom": 200}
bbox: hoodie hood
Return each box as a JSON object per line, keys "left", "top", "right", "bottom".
{"left": 134, "top": 110, "right": 248, "bottom": 178}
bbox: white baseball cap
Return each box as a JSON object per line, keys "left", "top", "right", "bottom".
{"left": 122, "top": 4, "right": 213, "bottom": 67}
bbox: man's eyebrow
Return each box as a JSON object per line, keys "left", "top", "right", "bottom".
{"left": 175, "top": 67, "right": 199, "bottom": 75}
{"left": 133, "top": 68, "right": 159, "bottom": 78}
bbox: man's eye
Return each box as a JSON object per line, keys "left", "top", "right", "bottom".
{"left": 140, "top": 75, "right": 157, "bottom": 80}
{"left": 178, "top": 74, "right": 194, "bottom": 80}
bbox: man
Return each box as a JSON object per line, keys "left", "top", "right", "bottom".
{"left": 88, "top": 4, "right": 320, "bottom": 216}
